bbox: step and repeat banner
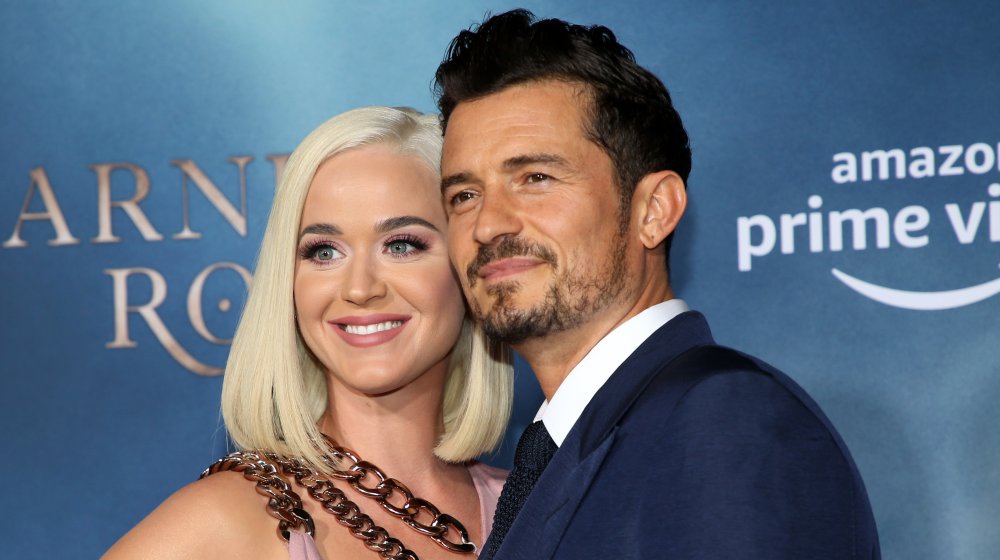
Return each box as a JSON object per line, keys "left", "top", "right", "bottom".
{"left": 1, "top": 1, "right": 996, "bottom": 558}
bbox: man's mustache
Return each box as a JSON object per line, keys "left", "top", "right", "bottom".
{"left": 466, "top": 237, "right": 557, "bottom": 286}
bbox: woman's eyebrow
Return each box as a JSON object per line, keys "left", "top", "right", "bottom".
{"left": 375, "top": 216, "right": 439, "bottom": 233}
{"left": 298, "top": 223, "right": 342, "bottom": 240}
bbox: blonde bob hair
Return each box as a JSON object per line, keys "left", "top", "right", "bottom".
{"left": 222, "top": 106, "right": 513, "bottom": 471}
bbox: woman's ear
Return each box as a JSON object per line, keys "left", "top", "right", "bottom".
{"left": 633, "top": 170, "right": 687, "bottom": 249}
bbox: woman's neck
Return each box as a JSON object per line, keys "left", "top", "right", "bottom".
{"left": 318, "top": 358, "right": 461, "bottom": 489}
{"left": 313, "top": 357, "right": 485, "bottom": 553}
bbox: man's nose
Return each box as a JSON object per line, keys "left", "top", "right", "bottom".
{"left": 473, "top": 187, "right": 522, "bottom": 245}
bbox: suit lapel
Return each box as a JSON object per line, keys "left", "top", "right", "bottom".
{"left": 573, "top": 311, "right": 714, "bottom": 459}
{"left": 493, "top": 425, "right": 618, "bottom": 560}
{"left": 494, "top": 312, "right": 715, "bottom": 559}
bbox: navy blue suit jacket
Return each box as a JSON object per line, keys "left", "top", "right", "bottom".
{"left": 490, "top": 312, "right": 880, "bottom": 559}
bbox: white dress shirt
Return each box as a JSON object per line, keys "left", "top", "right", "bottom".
{"left": 535, "top": 299, "right": 690, "bottom": 446}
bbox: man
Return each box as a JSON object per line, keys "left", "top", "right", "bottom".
{"left": 436, "top": 9, "right": 880, "bottom": 560}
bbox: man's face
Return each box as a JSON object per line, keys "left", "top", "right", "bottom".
{"left": 441, "top": 80, "right": 637, "bottom": 344}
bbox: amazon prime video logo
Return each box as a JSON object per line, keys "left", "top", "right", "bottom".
{"left": 735, "top": 142, "right": 1000, "bottom": 311}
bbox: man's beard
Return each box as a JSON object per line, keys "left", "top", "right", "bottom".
{"left": 466, "top": 234, "right": 631, "bottom": 345}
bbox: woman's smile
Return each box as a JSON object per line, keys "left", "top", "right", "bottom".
{"left": 329, "top": 313, "right": 410, "bottom": 347}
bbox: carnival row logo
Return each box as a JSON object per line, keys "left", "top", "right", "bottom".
{"left": 736, "top": 142, "right": 1000, "bottom": 311}
{"left": 3, "top": 154, "right": 289, "bottom": 374}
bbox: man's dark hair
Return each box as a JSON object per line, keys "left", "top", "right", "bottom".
{"left": 434, "top": 9, "right": 691, "bottom": 263}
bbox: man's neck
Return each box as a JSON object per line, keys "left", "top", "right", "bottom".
{"left": 516, "top": 283, "right": 674, "bottom": 400}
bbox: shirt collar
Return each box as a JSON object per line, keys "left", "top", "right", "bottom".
{"left": 535, "top": 299, "right": 690, "bottom": 446}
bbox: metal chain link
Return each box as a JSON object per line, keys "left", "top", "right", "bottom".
{"left": 201, "top": 451, "right": 316, "bottom": 542}
{"left": 309, "top": 435, "right": 476, "bottom": 554}
{"left": 202, "top": 451, "right": 418, "bottom": 560}
{"left": 201, "top": 440, "right": 477, "bottom": 558}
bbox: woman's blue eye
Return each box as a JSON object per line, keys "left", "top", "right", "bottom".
{"left": 300, "top": 243, "right": 342, "bottom": 262}
{"left": 315, "top": 246, "right": 338, "bottom": 260}
{"left": 385, "top": 235, "right": 428, "bottom": 256}
{"left": 387, "top": 240, "right": 414, "bottom": 255}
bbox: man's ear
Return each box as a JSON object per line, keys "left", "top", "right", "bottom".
{"left": 633, "top": 170, "right": 687, "bottom": 249}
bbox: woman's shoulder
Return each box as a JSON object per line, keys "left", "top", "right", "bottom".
{"left": 468, "top": 461, "right": 508, "bottom": 497}
{"left": 469, "top": 461, "right": 508, "bottom": 483}
{"left": 103, "top": 463, "right": 288, "bottom": 559}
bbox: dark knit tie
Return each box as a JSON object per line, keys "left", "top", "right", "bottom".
{"left": 484, "top": 420, "right": 559, "bottom": 559}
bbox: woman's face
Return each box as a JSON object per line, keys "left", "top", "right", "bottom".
{"left": 294, "top": 145, "right": 465, "bottom": 396}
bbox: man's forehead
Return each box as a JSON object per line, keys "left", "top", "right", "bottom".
{"left": 445, "top": 79, "right": 591, "bottom": 127}
{"left": 443, "top": 82, "right": 591, "bottom": 153}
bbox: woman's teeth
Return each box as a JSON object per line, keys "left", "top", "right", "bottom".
{"left": 343, "top": 321, "right": 403, "bottom": 335}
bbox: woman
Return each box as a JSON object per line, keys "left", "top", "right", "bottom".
{"left": 105, "top": 107, "right": 513, "bottom": 559}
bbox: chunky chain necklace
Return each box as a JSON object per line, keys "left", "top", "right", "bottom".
{"left": 201, "top": 437, "right": 476, "bottom": 559}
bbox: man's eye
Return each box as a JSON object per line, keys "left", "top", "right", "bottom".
{"left": 525, "top": 173, "right": 551, "bottom": 183}
{"left": 450, "top": 190, "right": 478, "bottom": 206}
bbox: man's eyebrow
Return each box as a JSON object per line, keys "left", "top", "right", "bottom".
{"left": 503, "top": 153, "right": 569, "bottom": 169}
{"left": 299, "top": 223, "right": 341, "bottom": 239}
{"left": 375, "top": 216, "right": 439, "bottom": 233}
{"left": 441, "top": 153, "right": 570, "bottom": 192}
{"left": 441, "top": 172, "right": 471, "bottom": 192}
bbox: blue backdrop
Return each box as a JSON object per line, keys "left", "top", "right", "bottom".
{"left": 1, "top": 1, "right": 997, "bottom": 558}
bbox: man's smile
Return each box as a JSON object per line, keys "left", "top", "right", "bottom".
{"left": 475, "top": 257, "right": 548, "bottom": 283}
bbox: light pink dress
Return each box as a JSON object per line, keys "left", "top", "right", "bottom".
{"left": 288, "top": 462, "right": 507, "bottom": 560}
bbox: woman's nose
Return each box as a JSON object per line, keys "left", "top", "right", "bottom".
{"left": 341, "top": 253, "right": 387, "bottom": 306}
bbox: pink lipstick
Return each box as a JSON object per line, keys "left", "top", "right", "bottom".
{"left": 329, "top": 313, "right": 410, "bottom": 347}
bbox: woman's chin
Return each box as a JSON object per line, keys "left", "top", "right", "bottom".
{"left": 329, "top": 371, "right": 419, "bottom": 398}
